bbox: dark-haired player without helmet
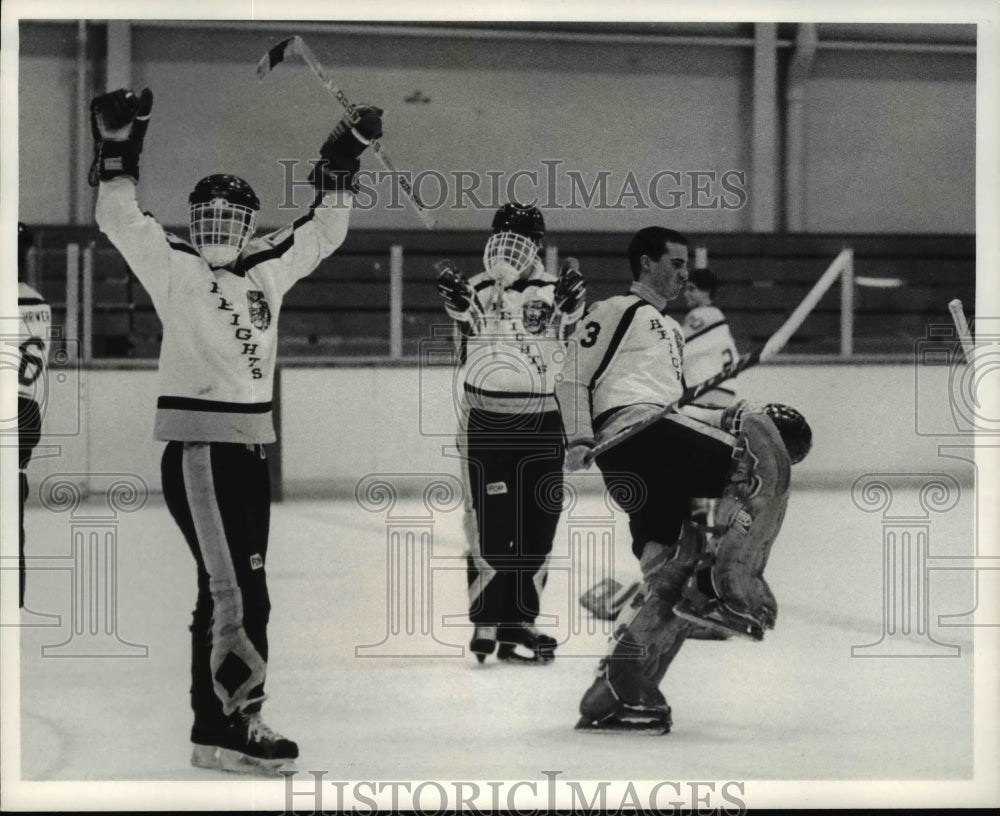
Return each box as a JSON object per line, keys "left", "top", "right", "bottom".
{"left": 90, "top": 87, "right": 382, "bottom": 774}
{"left": 557, "top": 226, "right": 812, "bottom": 735}
{"left": 435, "top": 203, "right": 586, "bottom": 664}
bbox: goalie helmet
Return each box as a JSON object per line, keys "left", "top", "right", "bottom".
{"left": 189, "top": 174, "right": 260, "bottom": 268}
{"left": 764, "top": 403, "right": 812, "bottom": 465}
{"left": 491, "top": 202, "right": 545, "bottom": 248}
{"left": 485, "top": 202, "right": 545, "bottom": 286}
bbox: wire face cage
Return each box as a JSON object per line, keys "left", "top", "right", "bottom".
{"left": 189, "top": 199, "right": 257, "bottom": 267}
{"left": 483, "top": 231, "right": 539, "bottom": 286}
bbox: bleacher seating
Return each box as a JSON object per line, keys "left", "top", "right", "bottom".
{"left": 24, "top": 226, "right": 974, "bottom": 360}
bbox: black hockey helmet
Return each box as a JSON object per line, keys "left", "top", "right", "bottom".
{"left": 188, "top": 174, "right": 261, "bottom": 211}
{"left": 688, "top": 267, "right": 718, "bottom": 295}
{"left": 491, "top": 202, "right": 545, "bottom": 243}
{"left": 764, "top": 403, "right": 812, "bottom": 465}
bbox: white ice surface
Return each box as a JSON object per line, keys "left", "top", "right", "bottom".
{"left": 9, "top": 484, "right": 994, "bottom": 808}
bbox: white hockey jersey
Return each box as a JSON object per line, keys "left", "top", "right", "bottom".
{"left": 447, "top": 261, "right": 584, "bottom": 414}
{"left": 556, "top": 281, "right": 685, "bottom": 445}
{"left": 96, "top": 177, "right": 352, "bottom": 444}
{"left": 17, "top": 281, "right": 52, "bottom": 403}
{"left": 682, "top": 304, "right": 739, "bottom": 407}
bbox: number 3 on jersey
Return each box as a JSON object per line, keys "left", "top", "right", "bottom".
{"left": 580, "top": 321, "right": 601, "bottom": 348}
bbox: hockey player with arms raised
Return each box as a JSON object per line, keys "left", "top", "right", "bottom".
{"left": 91, "top": 87, "right": 382, "bottom": 773}
{"left": 435, "top": 204, "right": 586, "bottom": 664}
{"left": 557, "top": 226, "right": 811, "bottom": 733}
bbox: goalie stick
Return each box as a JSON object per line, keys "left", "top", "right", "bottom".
{"left": 257, "top": 35, "right": 436, "bottom": 229}
{"left": 582, "top": 248, "right": 850, "bottom": 466}
{"left": 948, "top": 298, "right": 975, "bottom": 362}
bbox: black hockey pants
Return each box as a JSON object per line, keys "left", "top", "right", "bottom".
{"left": 596, "top": 414, "right": 734, "bottom": 559}
{"left": 461, "top": 408, "right": 564, "bottom": 627}
{"left": 162, "top": 441, "right": 271, "bottom": 729}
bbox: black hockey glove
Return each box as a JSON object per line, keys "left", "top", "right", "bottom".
{"left": 88, "top": 88, "right": 153, "bottom": 186}
{"left": 554, "top": 257, "right": 586, "bottom": 314}
{"left": 435, "top": 261, "right": 475, "bottom": 314}
{"left": 311, "top": 104, "right": 384, "bottom": 194}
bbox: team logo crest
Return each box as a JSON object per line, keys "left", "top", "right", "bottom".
{"left": 522, "top": 299, "right": 554, "bottom": 334}
{"left": 247, "top": 290, "right": 271, "bottom": 331}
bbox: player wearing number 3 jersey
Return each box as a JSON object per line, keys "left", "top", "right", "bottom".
{"left": 556, "top": 226, "right": 811, "bottom": 735}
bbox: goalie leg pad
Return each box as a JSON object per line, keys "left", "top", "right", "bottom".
{"left": 710, "top": 413, "right": 790, "bottom": 629}
{"left": 577, "top": 540, "right": 699, "bottom": 731}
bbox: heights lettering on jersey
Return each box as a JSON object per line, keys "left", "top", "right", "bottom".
{"left": 649, "top": 318, "right": 683, "bottom": 380}
{"left": 210, "top": 280, "right": 263, "bottom": 379}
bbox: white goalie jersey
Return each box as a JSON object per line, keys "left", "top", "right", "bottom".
{"left": 446, "top": 260, "right": 584, "bottom": 415}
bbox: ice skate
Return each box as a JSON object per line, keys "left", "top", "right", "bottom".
{"left": 469, "top": 625, "right": 497, "bottom": 663}
{"left": 575, "top": 673, "right": 671, "bottom": 735}
{"left": 190, "top": 710, "right": 298, "bottom": 776}
{"left": 497, "top": 623, "right": 557, "bottom": 663}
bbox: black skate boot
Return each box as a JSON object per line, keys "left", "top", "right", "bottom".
{"left": 575, "top": 669, "right": 672, "bottom": 735}
{"left": 497, "top": 623, "right": 557, "bottom": 664}
{"left": 191, "top": 709, "right": 298, "bottom": 775}
{"left": 469, "top": 625, "right": 497, "bottom": 664}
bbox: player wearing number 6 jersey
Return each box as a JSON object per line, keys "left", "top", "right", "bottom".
{"left": 17, "top": 222, "right": 51, "bottom": 610}
{"left": 436, "top": 204, "right": 585, "bottom": 664}
{"left": 556, "top": 226, "right": 811, "bottom": 734}
{"left": 91, "top": 86, "right": 382, "bottom": 774}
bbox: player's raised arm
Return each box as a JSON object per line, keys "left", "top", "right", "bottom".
{"left": 250, "top": 105, "right": 385, "bottom": 294}
{"left": 554, "top": 256, "right": 586, "bottom": 334}
{"left": 90, "top": 88, "right": 174, "bottom": 306}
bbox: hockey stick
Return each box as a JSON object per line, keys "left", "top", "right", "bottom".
{"left": 257, "top": 35, "right": 436, "bottom": 229}
{"left": 948, "top": 298, "right": 975, "bottom": 362}
{"left": 582, "top": 248, "right": 851, "bottom": 466}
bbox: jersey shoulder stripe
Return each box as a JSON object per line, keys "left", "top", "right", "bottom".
{"left": 19, "top": 296, "right": 47, "bottom": 306}
{"left": 238, "top": 210, "right": 316, "bottom": 275}
{"left": 590, "top": 296, "right": 644, "bottom": 389}
{"left": 509, "top": 277, "right": 555, "bottom": 292}
{"left": 166, "top": 236, "right": 202, "bottom": 258}
{"left": 686, "top": 318, "right": 729, "bottom": 343}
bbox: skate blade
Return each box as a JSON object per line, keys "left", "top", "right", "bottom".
{"left": 497, "top": 644, "right": 554, "bottom": 665}
{"left": 191, "top": 744, "right": 295, "bottom": 777}
{"left": 673, "top": 602, "right": 763, "bottom": 641}
{"left": 575, "top": 715, "right": 671, "bottom": 736}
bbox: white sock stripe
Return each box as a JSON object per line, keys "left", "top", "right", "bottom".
{"left": 181, "top": 443, "right": 245, "bottom": 631}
